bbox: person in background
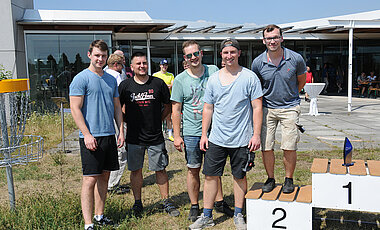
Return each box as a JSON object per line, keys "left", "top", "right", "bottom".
{"left": 367, "top": 71, "right": 378, "bottom": 98}
{"left": 104, "top": 54, "right": 130, "bottom": 195}
{"left": 153, "top": 59, "right": 175, "bottom": 141}
{"left": 357, "top": 72, "right": 368, "bottom": 97}
{"left": 304, "top": 66, "right": 314, "bottom": 102}
{"left": 183, "top": 60, "right": 190, "bottom": 70}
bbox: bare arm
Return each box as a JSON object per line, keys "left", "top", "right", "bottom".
{"left": 172, "top": 101, "right": 184, "bottom": 152}
{"left": 200, "top": 102, "right": 214, "bottom": 151}
{"left": 70, "top": 95, "right": 97, "bottom": 151}
{"left": 113, "top": 97, "right": 125, "bottom": 148}
{"left": 297, "top": 73, "right": 307, "bottom": 92}
{"left": 162, "top": 103, "right": 171, "bottom": 121}
{"left": 248, "top": 97, "right": 263, "bottom": 152}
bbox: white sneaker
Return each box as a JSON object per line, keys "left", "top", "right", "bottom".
{"left": 234, "top": 213, "right": 247, "bottom": 230}
{"left": 189, "top": 213, "right": 215, "bottom": 230}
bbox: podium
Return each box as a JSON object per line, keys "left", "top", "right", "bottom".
{"left": 303, "top": 83, "right": 325, "bottom": 116}
{"left": 245, "top": 158, "right": 380, "bottom": 229}
{"left": 246, "top": 183, "right": 312, "bottom": 230}
{"left": 311, "top": 158, "right": 380, "bottom": 212}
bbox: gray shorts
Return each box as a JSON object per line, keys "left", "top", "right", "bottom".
{"left": 127, "top": 142, "right": 168, "bottom": 172}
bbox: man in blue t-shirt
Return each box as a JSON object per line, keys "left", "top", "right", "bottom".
{"left": 69, "top": 40, "right": 124, "bottom": 230}
{"left": 251, "top": 24, "right": 307, "bottom": 194}
{"left": 189, "top": 38, "right": 263, "bottom": 230}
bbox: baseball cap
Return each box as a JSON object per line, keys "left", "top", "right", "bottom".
{"left": 220, "top": 38, "right": 240, "bottom": 52}
{"left": 160, "top": 59, "right": 168, "bottom": 65}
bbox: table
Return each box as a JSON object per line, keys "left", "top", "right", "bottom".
{"left": 303, "top": 83, "right": 325, "bottom": 116}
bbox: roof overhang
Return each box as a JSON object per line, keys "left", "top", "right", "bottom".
{"left": 18, "top": 9, "right": 174, "bottom": 33}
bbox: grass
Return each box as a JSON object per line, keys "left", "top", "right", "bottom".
{"left": 0, "top": 113, "right": 379, "bottom": 229}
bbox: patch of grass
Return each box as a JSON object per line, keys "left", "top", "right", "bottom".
{"left": 0, "top": 192, "right": 82, "bottom": 230}
{"left": 24, "top": 112, "right": 77, "bottom": 149}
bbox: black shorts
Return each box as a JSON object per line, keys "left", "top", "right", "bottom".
{"left": 79, "top": 135, "right": 119, "bottom": 176}
{"left": 202, "top": 142, "right": 251, "bottom": 179}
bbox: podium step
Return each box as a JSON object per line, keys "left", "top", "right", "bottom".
{"left": 246, "top": 183, "right": 312, "bottom": 230}
{"left": 311, "top": 158, "right": 380, "bottom": 212}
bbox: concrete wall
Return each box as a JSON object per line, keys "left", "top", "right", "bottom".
{"left": 0, "top": 0, "right": 33, "bottom": 79}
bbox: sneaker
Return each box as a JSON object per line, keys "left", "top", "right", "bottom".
{"left": 85, "top": 226, "right": 94, "bottom": 230}
{"left": 162, "top": 199, "right": 180, "bottom": 217}
{"left": 282, "top": 177, "right": 294, "bottom": 194}
{"left": 234, "top": 213, "right": 247, "bottom": 230}
{"left": 262, "top": 178, "right": 275, "bottom": 193}
{"left": 93, "top": 216, "right": 114, "bottom": 226}
{"left": 189, "top": 213, "right": 215, "bottom": 230}
{"left": 132, "top": 202, "right": 143, "bottom": 217}
{"left": 188, "top": 206, "right": 200, "bottom": 222}
{"left": 168, "top": 136, "right": 174, "bottom": 142}
{"left": 214, "top": 200, "right": 234, "bottom": 217}
{"left": 108, "top": 185, "right": 130, "bottom": 194}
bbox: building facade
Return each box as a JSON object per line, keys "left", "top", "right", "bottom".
{"left": 3, "top": 1, "right": 380, "bottom": 111}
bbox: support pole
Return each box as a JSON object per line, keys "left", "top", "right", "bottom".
{"left": 147, "top": 33, "right": 151, "bottom": 75}
{"left": 0, "top": 94, "right": 15, "bottom": 210}
{"left": 348, "top": 23, "right": 354, "bottom": 112}
{"left": 61, "top": 101, "right": 65, "bottom": 153}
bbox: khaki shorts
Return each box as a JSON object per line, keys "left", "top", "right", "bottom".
{"left": 261, "top": 105, "right": 300, "bottom": 151}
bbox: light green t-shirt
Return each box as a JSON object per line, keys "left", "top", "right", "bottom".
{"left": 171, "top": 64, "right": 219, "bottom": 136}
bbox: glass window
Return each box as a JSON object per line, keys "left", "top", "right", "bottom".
{"left": 26, "top": 33, "right": 112, "bottom": 112}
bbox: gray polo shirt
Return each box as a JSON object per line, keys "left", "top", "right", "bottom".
{"left": 251, "top": 47, "right": 306, "bottom": 109}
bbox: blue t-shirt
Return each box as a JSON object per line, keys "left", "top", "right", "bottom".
{"left": 251, "top": 47, "right": 306, "bottom": 109}
{"left": 171, "top": 64, "right": 219, "bottom": 136}
{"left": 69, "top": 69, "right": 119, "bottom": 138}
{"left": 203, "top": 67, "right": 263, "bottom": 148}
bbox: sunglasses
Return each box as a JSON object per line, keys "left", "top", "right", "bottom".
{"left": 184, "top": 51, "right": 201, "bottom": 59}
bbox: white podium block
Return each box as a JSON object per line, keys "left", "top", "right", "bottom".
{"left": 311, "top": 158, "right": 380, "bottom": 212}
{"left": 246, "top": 183, "right": 312, "bottom": 230}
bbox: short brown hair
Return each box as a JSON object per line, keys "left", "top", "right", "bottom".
{"left": 89, "top": 40, "right": 108, "bottom": 54}
{"left": 182, "top": 40, "right": 200, "bottom": 53}
{"left": 263, "top": 24, "right": 282, "bottom": 37}
{"left": 107, "top": 54, "right": 123, "bottom": 66}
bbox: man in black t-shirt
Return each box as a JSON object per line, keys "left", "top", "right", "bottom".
{"left": 118, "top": 52, "right": 180, "bottom": 217}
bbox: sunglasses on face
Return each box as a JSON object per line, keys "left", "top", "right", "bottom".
{"left": 184, "top": 51, "right": 201, "bottom": 59}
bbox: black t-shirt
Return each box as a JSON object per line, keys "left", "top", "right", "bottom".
{"left": 119, "top": 76, "right": 170, "bottom": 145}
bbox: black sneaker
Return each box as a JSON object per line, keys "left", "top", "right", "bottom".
{"left": 108, "top": 185, "right": 130, "bottom": 195}
{"left": 132, "top": 202, "right": 143, "bottom": 217}
{"left": 93, "top": 216, "right": 114, "bottom": 226}
{"left": 85, "top": 226, "right": 94, "bottom": 230}
{"left": 262, "top": 178, "right": 275, "bottom": 193}
{"left": 282, "top": 177, "right": 294, "bottom": 194}
{"left": 162, "top": 199, "right": 180, "bottom": 217}
{"left": 188, "top": 205, "right": 200, "bottom": 222}
{"left": 214, "top": 200, "right": 234, "bottom": 217}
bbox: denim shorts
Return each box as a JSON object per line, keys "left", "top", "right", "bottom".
{"left": 127, "top": 142, "right": 168, "bottom": 172}
{"left": 184, "top": 136, "right": 204, "bottom": 168}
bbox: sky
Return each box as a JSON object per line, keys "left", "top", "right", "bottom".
{"left": 34, "top": 0, "right": 380, "bottom": 25}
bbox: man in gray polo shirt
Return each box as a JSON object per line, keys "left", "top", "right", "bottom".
{"left": 251, "top": 24, "right": 306, "bottom": 194}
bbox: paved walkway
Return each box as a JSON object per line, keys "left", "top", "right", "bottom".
{"left": 297, "top": 95, "right": 380, "bottom": 151}
{"left": 56, "top": 95, "right": 380, "bottom": 154}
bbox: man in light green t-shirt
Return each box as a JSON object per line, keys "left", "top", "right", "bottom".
{"left": 171, "top": 40, "right": 233, "bottom": 222}
{"left": 153, "top": 59, "right": 175, "bottom": 141}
